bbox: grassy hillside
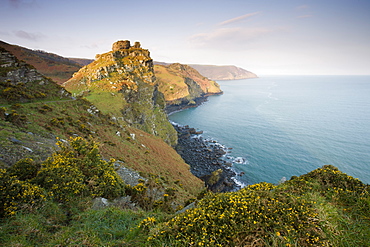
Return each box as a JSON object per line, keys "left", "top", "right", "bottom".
{"left": 1, "top": 164, "right": 368, "bottom": 246}
{"left": 1, "top": 42, "right": 369, "bottom": 247}
{"left": 0, "top": 46, "right": 204, "bottom": 207}
{"left": 0, "top": 40, "right": 82, "bottom": 84}
{"left": 154, "top": 63, "right": 222, "bottom": 109}
{"left": 148, "top": 165, "right": 369, "bottom": 246}
{"left": 64, "top": 41, "right": 178, "bottom": 146}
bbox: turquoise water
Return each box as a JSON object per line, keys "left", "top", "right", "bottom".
{"left": 169, "top": 76, "right": 370, "bottom": 185}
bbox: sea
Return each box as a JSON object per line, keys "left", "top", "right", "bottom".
{"left": 169, "top": 76, "right": 370, "bottom": 186}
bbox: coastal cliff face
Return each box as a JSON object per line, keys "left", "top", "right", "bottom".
{"left": 189, "top": 64, "right": 257, "bottom": 80}
{"left": 64, "top": 41, "right": 177, "bottom": 146}
{"left": 0, "top": 46, "right": 204, "bottom": 206}
{"left": 154, "top": 63, "right": 222, "bottom": 112}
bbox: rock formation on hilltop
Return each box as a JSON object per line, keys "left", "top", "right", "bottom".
{"left": 154, "top": 63, "right": 223, "bottom": 113}
{"left": 64, "top": 40, "right": 177, "bottom": 146}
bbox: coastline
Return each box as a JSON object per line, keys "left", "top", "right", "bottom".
{"left": 172, "top": 123, "right": 242, "bottom": 192}
{"left": 165, "top": 93, "right": 223, "bottom": 115}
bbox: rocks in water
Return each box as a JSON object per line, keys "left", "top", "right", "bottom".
{"left": 173, "top": 124, "right": 239, "bottom": 192}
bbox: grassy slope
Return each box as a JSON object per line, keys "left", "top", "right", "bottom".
{"left": 154, "top": 64, "right": 222, "bottom": 105}
{"left": 0, "top": 47, "right": 203, "bottom": 202}
{"left": 1, "top": 165, "right": 368, "bottom": 246}
{"left": 0, "top": 40, "right": 82, "bottom": 84}
{"left": 154, "top": 65, "right": 189, "bottom": 102}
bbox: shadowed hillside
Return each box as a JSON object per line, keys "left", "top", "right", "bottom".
{"left": 0, "top": 40, "right": 82, "bottom": 84}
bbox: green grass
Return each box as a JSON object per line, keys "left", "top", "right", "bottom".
{"left": 85, "top": 91, "right": 127, "bottom": 116}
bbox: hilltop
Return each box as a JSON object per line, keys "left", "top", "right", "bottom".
{"left": 0, "top": 41, "right": 81, "bottom": 84}
{"left": 64, "top": 40, "right": 178, "bottom": 146}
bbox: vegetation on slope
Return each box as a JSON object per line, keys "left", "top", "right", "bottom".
{"left": 0, "top": 41, "right": 82, "bottom": 84}
{"left": 0, "top": 46, "right": 204, "bottom": 207}
{"left": 154, "top": 63, "right": 222, "bottom": 108}
{"left": 148, "top": 165, "right": 370, "bottom": 246}
{"left": 64, "top": 41, "right": 178, "bottom": 146}
{"left": 1, "top": 164, "right": 368, "bottom": 246}
{"left": 1, "top": 43, "right": 369, "bottom": 247}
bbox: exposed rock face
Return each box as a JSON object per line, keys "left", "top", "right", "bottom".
{"left": 0, "top": 49, "right": 43, "bottom": 84}
{"left": 0, "top": 47, "right": 71, "bottom": 104}
{"left": 154, "top": 63, "right": 223, "bottom": 113}
{"left": 112, "top": 40, "right": 131, "bottom": 51}
{"left": 64, "top": 41, "right": 177, "bottom": 146}
{"left": 173, "top": 124, "right": 238, "bottom": 192}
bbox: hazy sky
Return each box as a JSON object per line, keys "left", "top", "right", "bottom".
{"left": 1, "top": 0, "right": 369, "bottom": 75}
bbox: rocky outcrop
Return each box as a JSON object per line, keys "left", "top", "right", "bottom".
{"left": 0, "top": 40, "right": 82, "bottom": 84}
{"left": 0, "top": 47, "right": 71, "bottom": 104}
{"left": 188, "top": 64, "right": 257, "bottom": 80}
{"left": 173, "top": 124, "right": 238, "bottom": 192}
{"left": 0, "top": 50, "right": 43, "bottom": 83}
{"left": 154, "top": 63, "right": 223, "bottom": 113}
{"left": 64, "top": 40, "right": 177, "bottom": 146}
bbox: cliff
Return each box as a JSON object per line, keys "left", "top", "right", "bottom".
{"left": 64, "top": 40, "right": 177, "bottom": 146}
{"left": 154, "top": 63, "right": 223, "bottom": 112}
{"left": 0, "top": 46, "right": 204, "bottom": 206}
{"left": 188, "top": 64, "right": 257, "bottom": 80}
{"left": 1, "top": 43, "right": 369, "bottom": 247}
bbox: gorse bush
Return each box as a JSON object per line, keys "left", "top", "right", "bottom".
{"left": 7, "top": 158, "right": 40, "bottom": 181}
{"left": 149, "top": 166, "right": 370, "bottom": 246}
{"left": 0, "top": 137, "right": 126, "bottom": 216}
{"left": 125, "top": 174, "right": 178, "bottom": 212}
{"left": 34, "top": 137, "right": 125, "bottom": 202}
{"left": 149, "top": 182, "right": 327, "bottom": 246}
{"left": 0, "top": 169, "right": 46, "bottom": 217}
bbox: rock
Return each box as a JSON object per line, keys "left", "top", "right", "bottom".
{"left": 10, "top": 137, "right": 22, "bottom": 144}
{"left": 173, "top": 123, "right": 239, "bottom": 192}
{"left": 112, "top": 40, "right": 131, "bottom": 51}
{"left": 22, "top": 146, "right": 33, "bottom": 152}
{"left": 91, "top": 197, "right": 109, "bottom": 209}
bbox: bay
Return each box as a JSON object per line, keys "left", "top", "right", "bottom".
{"left": 169, "top": 76, "right": 370, "bottom": 185}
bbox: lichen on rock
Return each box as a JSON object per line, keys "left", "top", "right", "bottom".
{"left": 64, "top": 40, "right": 177, "bottom": 146}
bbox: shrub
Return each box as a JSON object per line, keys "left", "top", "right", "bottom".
{"left": 34, "top": 137, "right": 125, "bottom": 202}
{"left": 149, "top": 182, "right": 328, "bottom": 246}
{"left": 7, "top": 158, "right": 40, "bottom": 181}
{"left": 0, "top": 169, "right": 46, "bottom": 217}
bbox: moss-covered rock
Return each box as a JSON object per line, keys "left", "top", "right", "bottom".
{"left": 64, "top": 41, "right": 177, "bottom": 146}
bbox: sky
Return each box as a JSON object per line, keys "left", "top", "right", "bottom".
{"left": 1, "top": 0, "right": 370, "bottom": 75}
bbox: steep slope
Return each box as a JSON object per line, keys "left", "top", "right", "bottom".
{"left": 64, "top": 40, "right": 177, "bottom": 146}
{"left": 0, "top": 40, "right": 82, "bottom": 84}
{"left": 188, "top": 64, "right": 257, "bottom": 80}
{"left": 154, "top": 63, "right": 223, "bottom": 112}
{"left": 0, "top": 47, "right": 71, "bottom": 105}
{"left": 0, "top": 47, "right": 204, "bottom": 204}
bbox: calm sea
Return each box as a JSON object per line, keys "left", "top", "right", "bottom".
{"left": 169, "top": 76, "right": 370, "bottom": 186}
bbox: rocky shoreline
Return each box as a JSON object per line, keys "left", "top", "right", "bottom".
{"left": 173, "top": 123, "right": 241, "bottom": 192}
{"left": 165, "top": 93, "right": 223, "bottom": 114}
